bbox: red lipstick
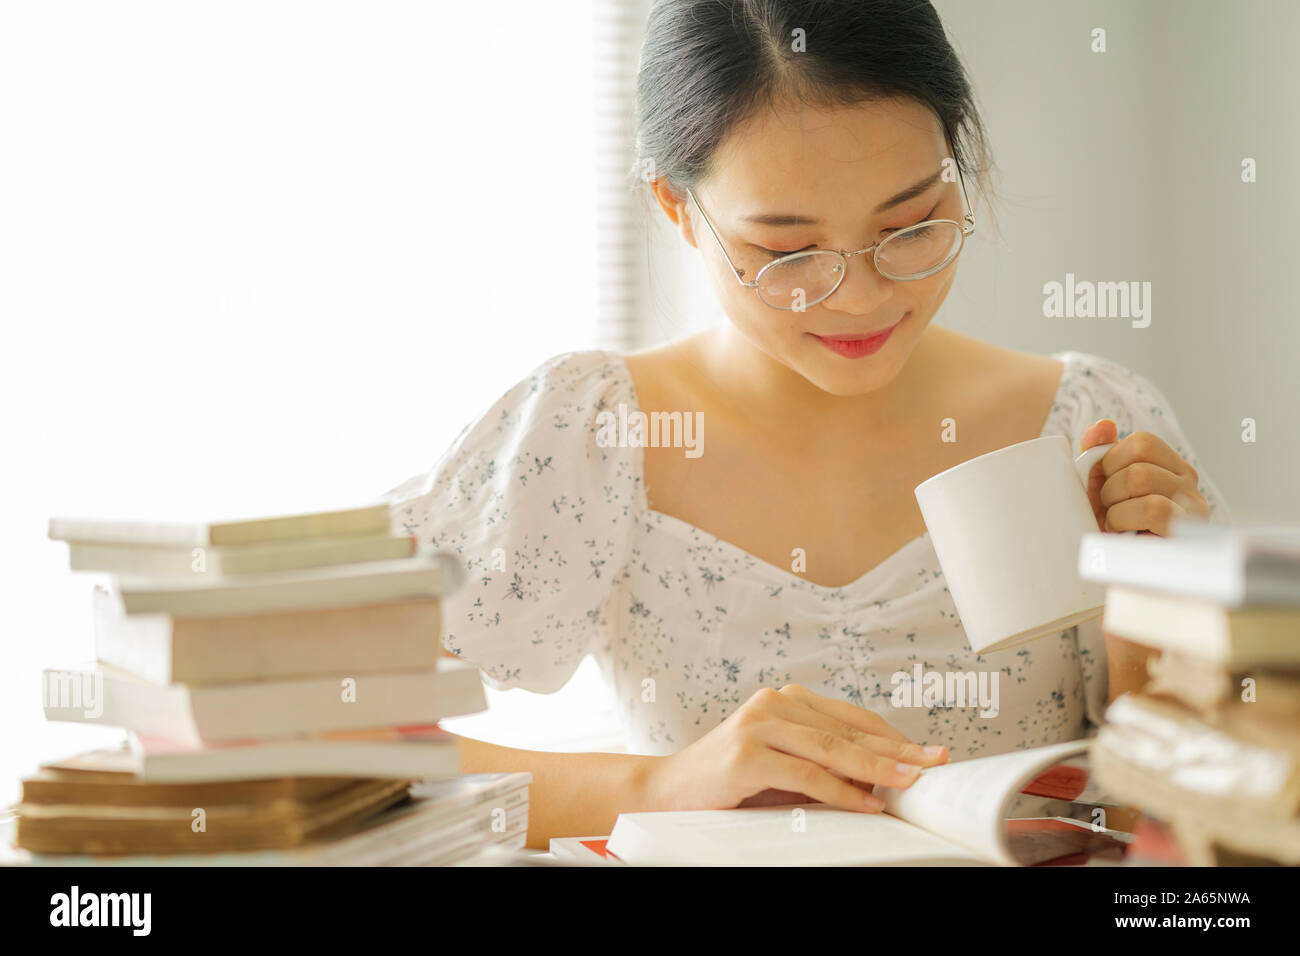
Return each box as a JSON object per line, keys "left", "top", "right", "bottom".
{"left": 811, "top": 322, "right": 899, "bottom": 358}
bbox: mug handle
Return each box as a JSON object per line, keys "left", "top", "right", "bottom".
{"left": 1073, "top": 440, "right": 1138, "bottom": 534}
{"left": 1073, "top": 441, "right": 1114, "bottom": 488}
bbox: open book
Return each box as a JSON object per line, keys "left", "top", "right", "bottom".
{"left": 607, "top": 739, "right": 1132, "bottom": 866}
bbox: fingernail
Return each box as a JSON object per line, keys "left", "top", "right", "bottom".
{"left": 922, "top": 745, "right": 946, "bottom": 756}
{"left": 896, "top": 762, "right": 921, "bottom": 776}
{"left": 863, "top": 794, "right": 884, "bottom": 811}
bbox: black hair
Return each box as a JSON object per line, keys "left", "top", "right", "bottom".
{"left": 633, "top": 0, "right": 997, "bottom": 229}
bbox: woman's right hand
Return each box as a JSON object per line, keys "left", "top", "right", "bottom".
{"left": 640, "top": 684, "right": 949, "bottom": 813}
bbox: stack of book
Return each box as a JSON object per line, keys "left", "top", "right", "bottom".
{"left": 1078, "top": 516, "right": 1300, "bottom": 865}
{"left": 6, "top": 764, "right": 531, "bottom": 866}
{"left": 17, "top": 503, "right": 530, "bottom": 863}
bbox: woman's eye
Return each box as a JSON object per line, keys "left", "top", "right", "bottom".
{"left": 757, "top": 203, "right": 944, "bottom": 255}
{"left": 759, "top": 245, "right": 814, "bottom": 259}
{"left": 883, "top": 204, "right": 942, "bottom": 236}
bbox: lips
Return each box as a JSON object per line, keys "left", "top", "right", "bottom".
{"left": 810, "top": 320, "right": 900, "bottom": 359}
{"left": 818, "top": 331, "right": 891, "bottom": 341}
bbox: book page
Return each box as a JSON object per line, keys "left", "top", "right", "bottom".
{"left": 608, "top": 805, "right": 986, "bottom": 866}
{"left": 874, "top": 739, "right": 1090, "bottom": 866}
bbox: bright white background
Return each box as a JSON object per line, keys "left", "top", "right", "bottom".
{"left": 0, "top": 0, "right": 620, "bottom": 805}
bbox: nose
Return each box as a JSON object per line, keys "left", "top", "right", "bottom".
{"left": 819, "top": 248, "right": 893, "bottom": 312}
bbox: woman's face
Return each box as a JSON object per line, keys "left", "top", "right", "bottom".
{"left": 668, "top": 96, "right": 966, "bottom": 398}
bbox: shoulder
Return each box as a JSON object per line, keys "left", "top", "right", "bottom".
{"left": 1048, "top": 350, "right": 1176, "bottom": 426}
{"left": 925, "top": 330, "right": 1066, "bottom": 440}
{"left": 954, "top": 332, "right": 1064, "bottom": 390}
{"left": 513, "top": 349, "right": 634, "bottom": 407}
{"left": 457, "top": 347, "right": 640, "bottom": 466}
{"left": 467, "top": 348, "right": 637, "bottom": 443}
{"left": 1043, "top": 350, "right": 1203, "bottom": 473}
{"left": 622, "top": 331, "right": 711, "bottom": 412}
{"left": 381, "top": 348, "right": 640, "bottom": 514}
{"left": 927, "top": 328, "right": 1062, "bottom": 387}
{"left": 932, "top": 330, "right": 1172, "bottom": 423}
{"left": 1052, "top": 349, "right": 1151, "bottom": 389}
{"left": 451, "top": 348, "right": 636, "bottom": 465}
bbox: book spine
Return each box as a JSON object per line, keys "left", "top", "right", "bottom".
{"left": 208, "top": 504, "right": 391, "bottom": 546}
{"left": 69, "top": 533, "right": 416, "bottom": 577}
{"left": 117, "top": 560, "right": 453, "bottom": 617}
{"left": 166, "top": 598, "right": 443, "bottom": 685}
{"left": 49, "top": 663, "right": 484, "bottom": 744}
{"left": 130, "top": 736, "right": 464, "bottom": 783}
{"left": 96, "top": 592, "right": 444, "bottom": 686}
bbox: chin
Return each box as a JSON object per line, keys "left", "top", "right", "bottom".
{"left": 801, "top": 365, "right": 901, "bottom": 397}
{"left": 792, "top": 338, "right": 909, "bottom": 396}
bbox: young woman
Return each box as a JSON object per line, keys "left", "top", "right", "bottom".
{"left": 382, "top": 0, "right": 1229, "bottom": 849}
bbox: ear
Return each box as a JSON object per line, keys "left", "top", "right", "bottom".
{"left": 648, "top": 177, "right": 699, "bottom": 248}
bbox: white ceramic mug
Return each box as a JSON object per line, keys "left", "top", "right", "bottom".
{"left": 913, "top": 435, "right": 1118, "bottom": 654}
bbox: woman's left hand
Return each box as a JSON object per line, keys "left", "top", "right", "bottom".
{"left": 1079, "top": 419, "right": 1211, "bottom": 536}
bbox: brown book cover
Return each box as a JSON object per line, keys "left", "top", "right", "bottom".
{"left": 25, "top": 749, "right": 356, "bottom": 807}
{"left": 15, "top": 771, "right": 411, "bottom": 855}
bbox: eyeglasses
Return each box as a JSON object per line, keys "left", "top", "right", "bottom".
{"left": 686, "top": 164, "right": 976, "bottom": 311}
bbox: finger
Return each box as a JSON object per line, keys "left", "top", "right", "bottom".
{"left": 762, "top": 693, "right": 947, "bottom": 765}
{"left": 1172, "top": 487, "right": 1212, "bottom": 519}
{"left": 754, "top": 719, "right": 932, "bottom": 790}
{"left": 776, "top": 683, "right": 915, "bottom": 747}
{"left": 754, "top": 749, "right": 888, "bottom": 812}
{"left": 766, "top": 687, "right": 949, "bottom": 765}
{"left": 1097, "top": 460, "right": 1187, "bottom": 510}
{"left": 1098, "top": 430, "right": 1194, "bottom": 484}
{"left": 1078, "top": 418, "right": 1118, "bottom": 453}
{"left": 1100, "top": 492, "right": 1188, "bottom": 536}
{"left": 1079, "top": 420, "right": 1118, "bottom": 528}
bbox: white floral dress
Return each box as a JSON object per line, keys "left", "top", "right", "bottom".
{"left": 381, "top": 349, "right": 1231, "bottom": 759}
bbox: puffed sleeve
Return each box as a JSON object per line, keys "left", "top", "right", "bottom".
{"left": 377, "top": 350, "right": 641, "bottom": 694}
{"left": 1051, "top": 350, "right": 1234, "bottom": 730}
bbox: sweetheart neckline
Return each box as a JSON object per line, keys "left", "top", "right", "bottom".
{"left": 613, "top": 349, "right": 1072, "bottom": 595}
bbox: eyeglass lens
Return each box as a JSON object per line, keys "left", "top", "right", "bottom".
{"left": 755, "top": 220, "right": 964, "bottom": 309}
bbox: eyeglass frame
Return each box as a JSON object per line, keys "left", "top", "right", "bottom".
{"left": 684, "top": 163, "right": 976, "bottom": 311}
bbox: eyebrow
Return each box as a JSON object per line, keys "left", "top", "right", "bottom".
{"left": 738, "top": 170, "right": 944, "bottom": 226}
